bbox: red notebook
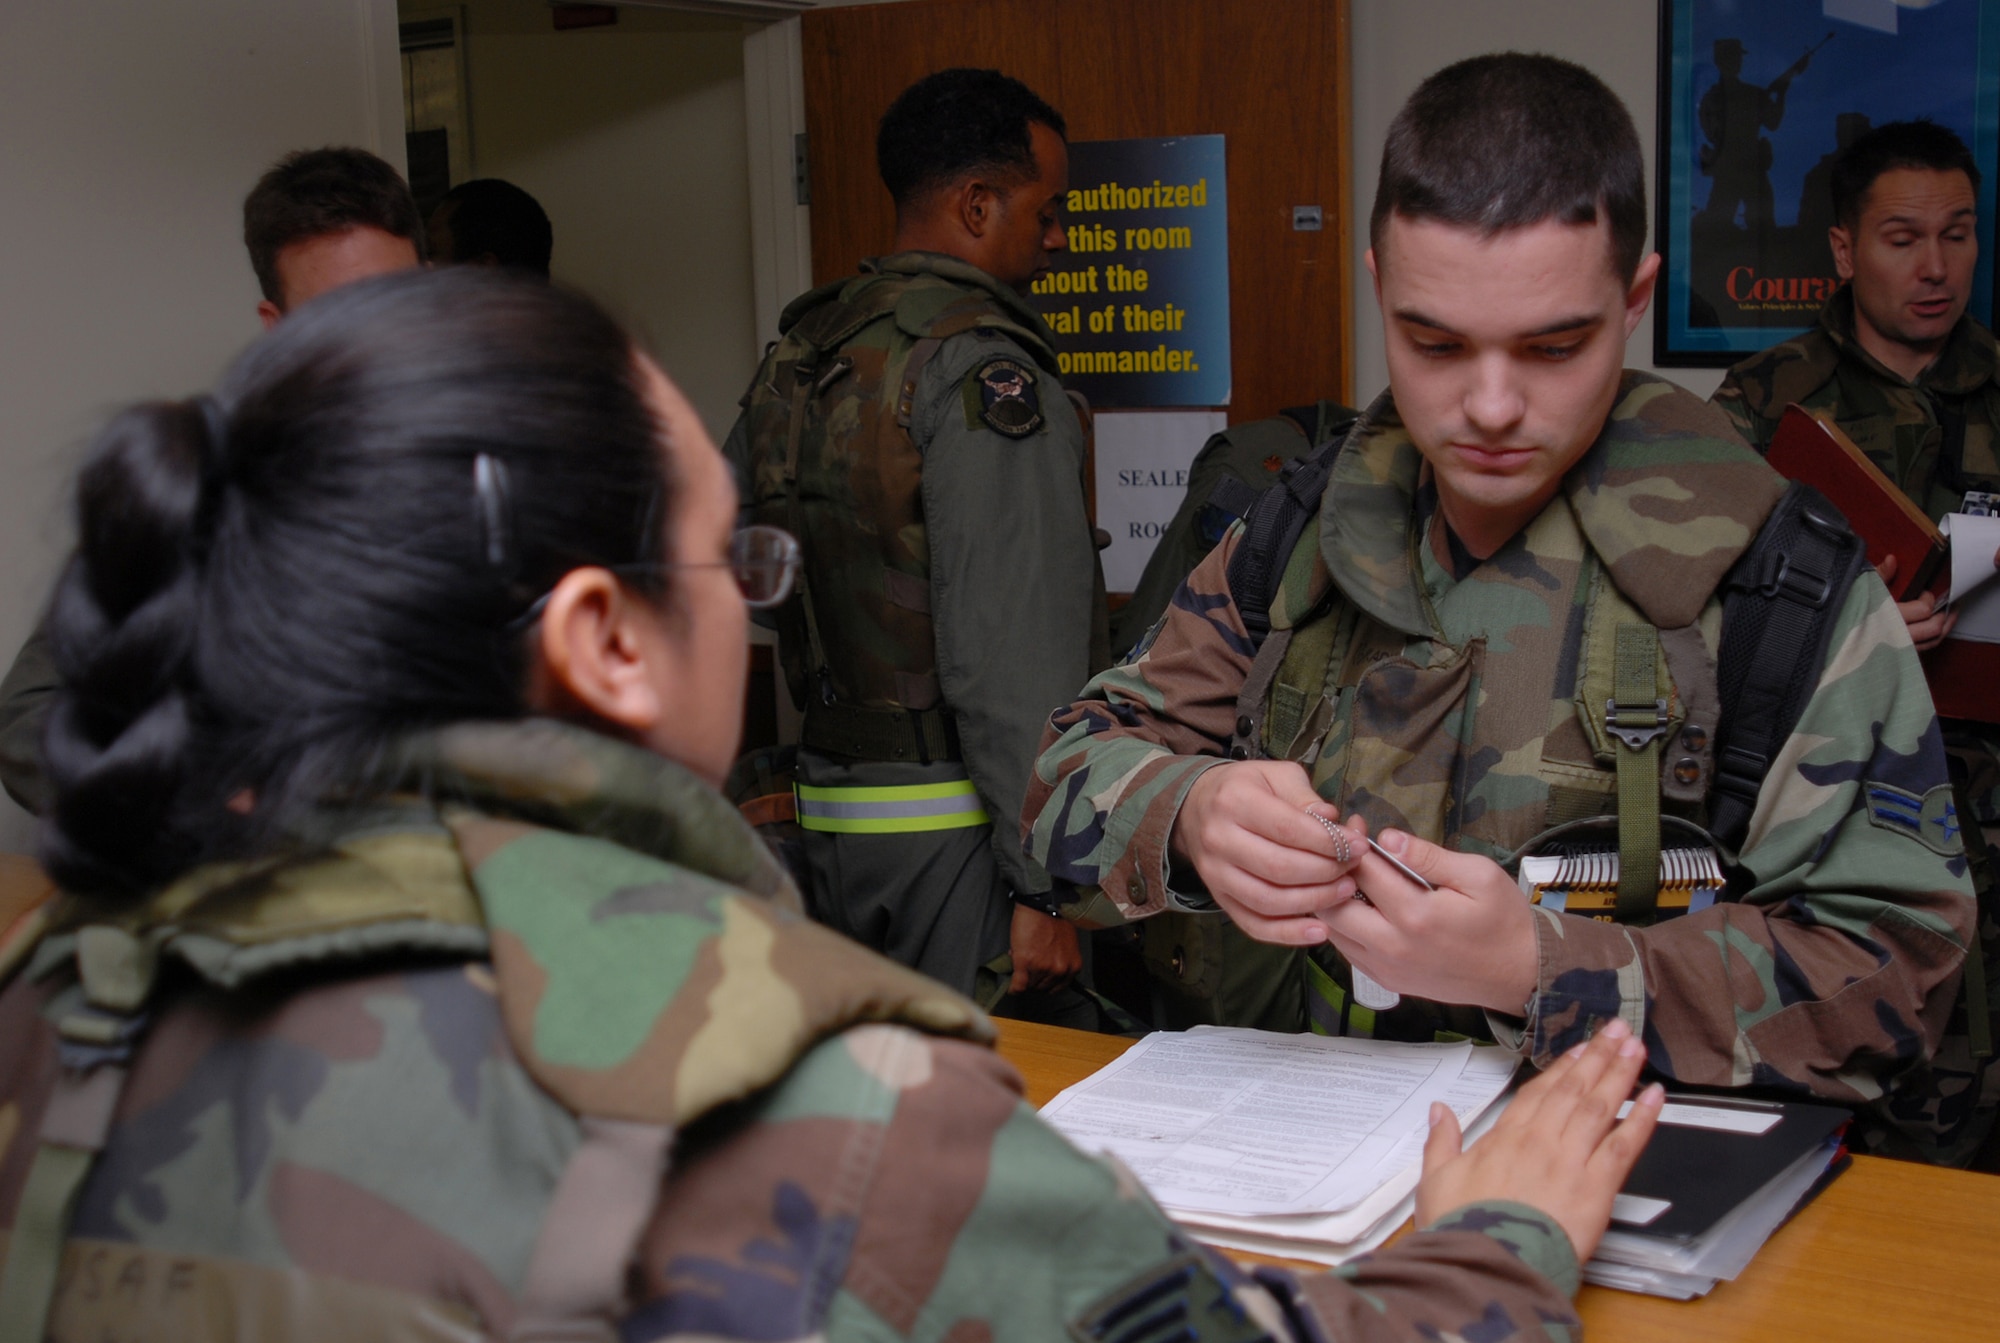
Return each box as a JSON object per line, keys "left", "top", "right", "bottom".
{"left": 1764, "top": 408, "right": 1945, "bottom": 601}
{"left": 1763, "top": 407, "right": 1996, "bottom": 723}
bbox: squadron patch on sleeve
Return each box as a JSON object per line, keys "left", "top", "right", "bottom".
{"left": 966, "top": 357, "right": 1043, "bottom": 438}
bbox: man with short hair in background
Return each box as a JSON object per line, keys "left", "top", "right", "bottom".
{"left": 1024, "top": 54, "right": 1975, "bottom": 1159}
{"left": 726, "top": 68, "right": 1104, "bottom": 1018}
{"left": 0, "top": 146, "right": 425, "bottom": 810}
{"left": 1712, "top": 119, "right": 2000, "bottom": 1166}
{"left": 244, "top": 146, "right": 426, "bottom": 328}
{"left": 428, "top": 178, "right": 554, "bottom": 277}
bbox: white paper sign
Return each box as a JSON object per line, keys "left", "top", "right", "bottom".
{"left": 1617, "top": 1099, "right": 1782, "bottom": 1134}
{"left": 1093, "top": 409, "right": 1228, "bottom": 592}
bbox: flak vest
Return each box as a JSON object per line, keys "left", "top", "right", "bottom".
{"left": 740, "top": 260, "right": 1063, "bottom": 774}
{"left": 0, "top": 722, "right": 990, "bottom": 1342}
{"left": 1144, "top": 388, "right": 1801, "bottom": 1040}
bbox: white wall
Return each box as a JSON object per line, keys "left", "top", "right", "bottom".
{"left": 446, "top": 0, "right": 760, "bottom": 442}
{"left": 1347, "top": 0, "right": 1725, "bottom": 406}
{"left": 0, "top": 0, "right": 403, "bottom": 852}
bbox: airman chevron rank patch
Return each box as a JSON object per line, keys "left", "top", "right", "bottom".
{"left": 1070, "top": 1251, "right": 1274, "bottom": 1343}
{"left": 968, "top": 357, "right": 1043, "bottom": 438}
{"left": 1864, "top": 782, "right": 1964, "bottom": 856}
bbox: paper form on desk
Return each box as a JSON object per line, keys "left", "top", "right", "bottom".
{"left": 1036, "top": 1027, "right": 1517, "bottom": 1217}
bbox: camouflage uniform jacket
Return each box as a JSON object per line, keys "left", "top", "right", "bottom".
{"left": 1710, "top": 284, "right": 2000, "bottom": 521}
{"left": 724, "top": 251, "right": 1103, "bottom": 905}
{"left": 0, "top": 620, "right": 57, "bottom": 814}
{"left": 1712, "top": 287, "right": 2000, "bottom": 1163}
{"left": 1025, "top": 375, "right": 1975, "bottom": 1111}
{"left": 0, "top": 719, "right": 1588, "bottom": 1342}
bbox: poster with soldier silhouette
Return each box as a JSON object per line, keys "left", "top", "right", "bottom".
{"left": 1656, "top": 0, "right": 2000, "bottom": 365}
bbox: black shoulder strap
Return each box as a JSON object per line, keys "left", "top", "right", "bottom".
{"left": 1278, "top": 401, "right": 1361, "bottom": 449}
{"left": 1225, "top": 432, "right": 1347, "bottom": 646}
{"left": 1709, "top": 481, "right": 1869, "bottom": 849}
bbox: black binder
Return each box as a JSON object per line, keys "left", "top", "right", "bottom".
{"left": 1615, "top": 1095, "right": 1850, "bottom": 1242}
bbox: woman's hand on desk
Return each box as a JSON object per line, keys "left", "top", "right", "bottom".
{"left": 1415, "top": 1018, "right": 1663, "bottom": 1265}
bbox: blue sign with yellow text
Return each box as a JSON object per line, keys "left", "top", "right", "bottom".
{"left": 1030, "top": 135, "right": 1230, "bottom": 407}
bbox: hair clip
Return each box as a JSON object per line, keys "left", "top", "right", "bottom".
{"left": 473, "top": 453, "right": 516, "bottom": 576}
{"left": 190, "top": 394, "right": 229, "bottom": 454}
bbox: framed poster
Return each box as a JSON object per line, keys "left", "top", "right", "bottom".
{"left": 1655, "top": 0, "right": 2000, "bottom": 366}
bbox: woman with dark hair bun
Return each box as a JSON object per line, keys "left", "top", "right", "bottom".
{"left": 0, "top": 267, "right": 1658, "bottom": 1342}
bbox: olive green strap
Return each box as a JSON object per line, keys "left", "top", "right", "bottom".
{"left": 0, "top": 1059, "right": 129, "bottom": 1340}
{"left": 779, "top": 358, "right": 838, "bottom": 701}
{"left": 0, "top": 1144, "right": 93, "bottom": 1338}
{"left": 1609, "top": 623, "right": 1666, "bottom": 925}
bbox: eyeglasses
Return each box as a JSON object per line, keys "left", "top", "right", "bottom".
{"left": 508, "top": 525, "right": 800, "bottom": 631}
{"left": 680, "top": 524, "right": 800, "bottom": 608}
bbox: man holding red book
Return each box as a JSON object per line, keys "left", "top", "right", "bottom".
{"left": 1714, "top": 120, "right": 1999, "bottom": 1168}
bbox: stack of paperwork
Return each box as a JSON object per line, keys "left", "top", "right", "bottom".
{"left": 1039, "top": 1026, "right": 1848, "bottom": 1299}
{"left": 1038, "top": 1027, "right": 1519, "bottom": 1264}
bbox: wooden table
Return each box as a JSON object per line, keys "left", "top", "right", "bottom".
{"left": 994, "top": 1019, "right": 2000, "bottom": 1342}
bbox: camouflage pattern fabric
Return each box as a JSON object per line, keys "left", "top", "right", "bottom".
{"left": 724, "top": 252, "right": 1103, "bottom": 954}
{"left": 731, "top": 252, "right": 1070, "bottom": 720}
{"left": 1710, "top": 286, "right": 2000, "bottom": 521}
{"left": 1, "top": 719, "right": 1587, "bottom": 1340}
{"left": 1714, "top": 290, "right": 2000, "bottom": 1164}
{"left": 1025, "top": 376, "right": 1976, "bottom": 1144}
{"left": 0, "top": 619, "right": 56, "bottom": 814}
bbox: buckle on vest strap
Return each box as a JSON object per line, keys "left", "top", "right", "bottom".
{"left": 1757, "top": 553, "right": 1833, "bottom": 607}
{"left": 1606, "top": 697, "right": 1669, "bottom": 751}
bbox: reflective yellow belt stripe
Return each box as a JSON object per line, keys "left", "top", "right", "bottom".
{"left": 794, "top": 780, "right": 990, "bottom": 833}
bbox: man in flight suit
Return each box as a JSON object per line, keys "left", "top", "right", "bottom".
{"left": 727, "top": 69, "right": 1102, "bottom": 1014}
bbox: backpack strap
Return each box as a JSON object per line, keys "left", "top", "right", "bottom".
{"left": 1225, "top": 434, "right": 1346, "bottom": 646}
{"left": 0, "top": 927, "right": 155, "bottom": 1342}
{"left": 1206, "top": 403, "right": 1360, "bottom": 535}
{"left": 508, "top": 1119, "right": 675, "bottom": 1343}
{"left": 1710, "top": 482, "right": 1869, "bottom": 851}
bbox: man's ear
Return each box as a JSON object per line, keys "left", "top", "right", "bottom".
{"left": 1623, "top": 251, "right": 1663, "bottom": 337}
{"left": 256, "top": 299, "right": 282, "bottom": 330}
{"left": 1828, "top": 225, "right": 1856, "bottom": 281}
{"left": 533, "top": 567, "right": 664, "bottom": 734}
{"left": 958, "top": 177, "right": 997, "bottom": 238}
{"left": 1364, "top": 247, "right": 1381, "bottom": 302}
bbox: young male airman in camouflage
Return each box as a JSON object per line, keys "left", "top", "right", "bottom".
{"left": 1712, "top": 120, "right": 2000, "bottom": 1165}
{"left": 1025, "top": 56, "right": 1976, "bottom": 1154}
{"left": 726, "top": 69, "right": 1105, "bottom": 1015}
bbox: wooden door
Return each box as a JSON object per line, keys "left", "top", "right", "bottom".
{"left": 800, "top": 0, "right": 1351, "bottom": 419}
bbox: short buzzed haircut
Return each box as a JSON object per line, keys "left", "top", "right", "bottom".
{"left": 1371, "top": 53, "right": 1648, "bottom": 283}
{"left": 1831, "top": 120, "right": 1981, "bottom": 231}
{"left": 876, "top": 68, "right": 1066, "bottom": 209}
{"left": 434, "top": 178, "right": 554, "bottom": 276}
{"left": 243, "top": 147, "right": 426, "bottom": 305}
